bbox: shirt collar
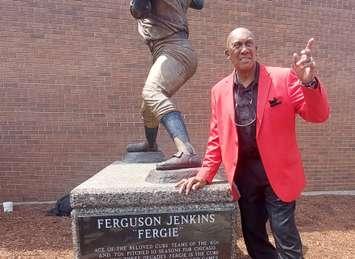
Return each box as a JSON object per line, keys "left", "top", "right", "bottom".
{"left": 233, "top": 62, "right": 260, "bottom": 90}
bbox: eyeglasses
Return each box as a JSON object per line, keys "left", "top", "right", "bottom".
{"left": 236, "top": 117, "right": 256, "bottom": 127}
{"left": 231, "top": 39, "right": 255, "bottom": 51}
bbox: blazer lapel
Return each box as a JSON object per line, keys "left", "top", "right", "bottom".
{"left": 223, "top": 73, "right": 236, "bottom": 126}
{"left": 257, "top": 65, "right": 272, "bottom": 137}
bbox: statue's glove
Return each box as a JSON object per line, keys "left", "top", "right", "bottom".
{"left": 130, "top": 0, "right": 152, "bottom": 19}
{"left": 190, "top": 0, "right": 204, "bottom": 10}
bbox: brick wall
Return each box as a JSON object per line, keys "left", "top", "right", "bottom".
{"left": 0, "top": 0, "right": 354, "bottom": 201}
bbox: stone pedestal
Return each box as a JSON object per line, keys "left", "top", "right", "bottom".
{"left": 71, "top": 161, "right": 238, "bottom": 259}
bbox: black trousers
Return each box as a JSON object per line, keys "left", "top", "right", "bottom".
{"left": 236, "top": 159, "right": 303, "bottom": 259}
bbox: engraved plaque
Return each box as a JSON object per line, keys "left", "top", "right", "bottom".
{"left": 78, "top": 210, "right": 233, "bottom": 259}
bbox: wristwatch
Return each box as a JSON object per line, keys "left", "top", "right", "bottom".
{"left": 301, "top": 77, "right": 319, "bottom": 89}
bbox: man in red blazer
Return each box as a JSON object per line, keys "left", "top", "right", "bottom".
{"left": 177, "top": 27, "right": 330, "bottom": 258}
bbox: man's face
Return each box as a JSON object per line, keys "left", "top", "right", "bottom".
{"left": 226, "top": 29, "right": 257, "bottom": 72}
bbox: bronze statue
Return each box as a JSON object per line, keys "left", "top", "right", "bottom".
{"left": 128, "top": 0, "right": 204, "bottom": 170}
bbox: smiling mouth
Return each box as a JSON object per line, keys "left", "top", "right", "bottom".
{"left": 240, "top": 57, "right": 251, "bottom": 62}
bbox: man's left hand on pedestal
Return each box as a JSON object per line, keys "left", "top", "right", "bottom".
{"left": 176, "top": 177, "right": 207, "bottom": 195}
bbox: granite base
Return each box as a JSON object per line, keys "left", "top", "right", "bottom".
{"left": 71, "top": 161, "right": 238, "bottom": 259}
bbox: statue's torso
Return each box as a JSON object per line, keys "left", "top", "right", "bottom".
{"left": 138, "top": 0, "right": 192, "bottom": 41}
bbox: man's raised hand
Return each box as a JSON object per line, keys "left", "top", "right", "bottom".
{"left": 292, "top": 38, "right": 317, "bottom": 84}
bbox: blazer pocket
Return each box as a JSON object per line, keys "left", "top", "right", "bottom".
{"left": 268, "top": 96, "right": 282, "bottom": 107}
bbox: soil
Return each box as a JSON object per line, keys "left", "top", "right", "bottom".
{"left": 0, "top": 195, "right": 354, "bottom": 259}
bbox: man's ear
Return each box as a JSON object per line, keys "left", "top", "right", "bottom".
{"left": 224, "top": 49, "right": 230, "bottom": 59}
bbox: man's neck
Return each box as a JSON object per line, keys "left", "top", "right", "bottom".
{"left": 236, "top": 64, "right": 257, "bottom": 88}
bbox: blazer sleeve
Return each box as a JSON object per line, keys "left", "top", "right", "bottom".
{"left": 287, "top": 69, "right": 330, "bottom": 122}
{"left": 196, "top": 88, "right": 222, "bottom": 183}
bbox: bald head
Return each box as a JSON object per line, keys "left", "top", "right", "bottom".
{"left": 226, "top": 27, "right": 255, "bottom": 49}
{"left": 225, "top": 27, "right": 257, "bottom": 73}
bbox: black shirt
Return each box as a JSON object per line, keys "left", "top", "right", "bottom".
{"left": 234, "top": 63, "right": 260, "bottom": 160}
{"left": 233, "top": 63, "right": 269, "bottom": 194}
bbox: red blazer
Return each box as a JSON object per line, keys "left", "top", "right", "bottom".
{"left": 197, "top": 64, "right": 330, "bottom": 202}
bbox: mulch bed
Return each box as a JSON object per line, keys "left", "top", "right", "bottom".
{"left": 0, "top": 195, "right": 354, "bottom": 258}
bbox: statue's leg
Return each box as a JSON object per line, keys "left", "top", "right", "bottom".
{"left": 156, "top": 111, "right": 201, "bottom": 170}
{"left": 126, "top": 101, "right": 159, "bottom": 152}
{"left": 142, "top": 40, "right": 200, "bottom": 170}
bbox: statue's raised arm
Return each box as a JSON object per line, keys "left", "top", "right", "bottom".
{"left": 190, "top": 0, "right": 204, "bottom": 10}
